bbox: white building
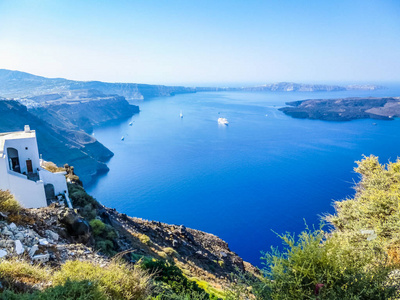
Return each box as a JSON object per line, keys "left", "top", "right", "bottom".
{"left": 0, "top": 125, "right": 70, "bottom": 208}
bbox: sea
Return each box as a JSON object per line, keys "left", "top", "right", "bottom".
{"left": 86, "top": 85, "right": 400, "bottom": 266}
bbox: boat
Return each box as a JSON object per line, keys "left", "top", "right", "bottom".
{"left": 129, "top": 122, "right": 133, "bottom": 126}
{"left": 121, "top": 136, "right": 125, "bottom": 141}
{"left": 218, "top": 117, "right": 229, "bottom": 125}
{"left": 180, "top": 111, "right": 183, "bottom": 118}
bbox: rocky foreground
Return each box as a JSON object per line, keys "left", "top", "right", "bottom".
{"left": 279, "top": 97, "right": 400, "bottom": 121}
{"left": 0, "top": 187, "right": 258, "bottom": 295}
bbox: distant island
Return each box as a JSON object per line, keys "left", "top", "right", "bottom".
{"left": 197, "top": 82, "right": 385, "bottom": 92}
{"left": 279, "top": 97, "right": 400, "bottom": 121}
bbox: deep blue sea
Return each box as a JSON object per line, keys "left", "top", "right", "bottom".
{"left": 86, "top": 86, "right": 400, "bottom": 266}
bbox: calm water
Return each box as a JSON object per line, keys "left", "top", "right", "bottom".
{"left": 87, "top": 87, "right": 400, "bottom": 266}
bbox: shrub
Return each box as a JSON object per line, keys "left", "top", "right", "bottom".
{"left": 0, "top": 190, "right": 22, "bottom": 214}
{"left": 261, "top": 225, "right": 396, "bottom": 299}
{"left": 139, "top": 234, "right": 151, "bottom": 245}
{"left": 68, "top": 184, "right": 99, "bottom": 211}
{"left": 37, "top": 280, "right": 106, "bottom": 300}
{"left": 0, "top": 259, "right": 51, "bottom": 292}
{"left": 140, "top": 259, "right": 210, "bottom": 299}
{"left": 53, "top": 260, "right": 153, "bottom": 300}
{"left": 163, "top": 247, "right": 178, "bottom": 258}
{"left": 40, "top": 161, "right": 65, "bottom": 173}
{"left": 90, "top": 219, "right": 106, "bottom": 236}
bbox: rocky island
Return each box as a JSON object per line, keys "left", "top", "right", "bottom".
{"left": 279, "top": 97, "right": 400, "bottom": 121}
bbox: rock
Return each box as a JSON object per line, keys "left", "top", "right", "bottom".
{"left": 172, "top": 239, "right": 179, "bottom": 248}
{"left": 45, "top": 230, "right": 59, "bottom": 241}
{"left": 2, "top": 229, "right": 13, "bottom": 237}
{"left": 14, "top": 240, "right": 24, "bottom": 255}
{"left": 14, "top": 232, "right": 24, "bottom": 241}
{"left": 0, "top": 249, "right": 7, "bottom": 258}
{"left": 39, "top": 238, "right": 49, "bottom": 246}
{"left": 29, "top": 245, "right": 39, "bottom": 257}
{"left": 220, "top": 251, "right": 227, "bottom": 258}
{"left": 8, "top": 223, "right": 17, "bottom": 232}
{"left": 361, "top": 229, "right": 375, "bottom": 235}
{"left": 59, "top": 209, "right": 90, "bottom": 239}
{"left": 32, "top": 254, "right": 49, "bottom": 263}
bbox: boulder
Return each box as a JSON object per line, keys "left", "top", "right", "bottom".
{"left": 14, "top": 240, "right": 24, "bottom": 255}
{"left": 45, "top": 230, "right": 59, "bottom": 241}
{"left": 58, "top": 209, "right": 90, "bottom": 241}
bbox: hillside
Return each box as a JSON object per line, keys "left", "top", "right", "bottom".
{"left": 279, "top": 97, "right": 400, "bottom": 121}
{"left": 0, "top": 182, "right": 259, "bottom": 299}
{"left": 0, "top": 100, "right": 112, "bottom": 184}
{"left": 0, "top": 69, "right": 195, "bottom": 100}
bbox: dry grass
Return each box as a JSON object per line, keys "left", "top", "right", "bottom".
{"left": 53, "top": 260, "right": 153, "bottom": 300}
{"left": 0, "top": 259, "right": 51, "bottom": 287}
{"left": 0, "top": 190, "right": 22, "bottom": 213}
{"left": 41, "top": 161, "right": 65, "bottom": 173}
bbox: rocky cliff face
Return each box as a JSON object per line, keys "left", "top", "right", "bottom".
{"left": 28, "top": 90, "right": 139, "bottom": 134}
{"left": 0, "top": 100, "right": 115, "bottom": 184}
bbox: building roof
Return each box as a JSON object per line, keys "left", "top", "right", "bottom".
{"left": 0, "top": 129, "right": 36, "bottom": 155}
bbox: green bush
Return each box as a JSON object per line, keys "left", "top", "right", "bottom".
{"left": 90, "top": 219, "right": 106, "bottom": 236}
{"left": 261, "top": 225, "right": 396, "bottom": 299}
{"left": 68, "top": 184, "right": 99, "bottom": 214}
{"left": 140, "top": 259, "right": 211, "bottom": 299}
{"left": 0, "top": 190, "right": 22, "bottom": 214}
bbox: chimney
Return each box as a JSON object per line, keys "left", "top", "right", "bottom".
{"left": 24, "top": 125, "right": 30, "bottom": 132}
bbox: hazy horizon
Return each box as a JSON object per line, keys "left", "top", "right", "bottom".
{"left": 0, "top": 0, "right": 399, "bottom": 85}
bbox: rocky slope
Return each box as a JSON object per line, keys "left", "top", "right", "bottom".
{"left": 0, "top": 184, "right": 258, "bottom": 296}
{"left": 279, "top": 97, "right": 400, "bottom": 121}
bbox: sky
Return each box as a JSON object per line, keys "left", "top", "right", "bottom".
{"left": 0, "top": 0, "right": 399, "bottom": 86}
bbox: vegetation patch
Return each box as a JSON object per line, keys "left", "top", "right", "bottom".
{"left": 0, "top": 190, "right": 22, "bottom": 214}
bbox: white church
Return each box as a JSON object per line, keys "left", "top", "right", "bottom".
{"left": 0, "top": 125, "right": 71, "bottom": 208}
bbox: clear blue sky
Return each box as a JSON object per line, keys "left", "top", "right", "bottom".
{"left": 0, "top": 0, "right": 399, "bottom": 85}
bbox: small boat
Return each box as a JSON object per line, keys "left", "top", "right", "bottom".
{"left": 180, "top": 111, "right": 183, "bottom": 118}
{"left": 129, "top": 122, "right": 133, "bottom": 126}
{"left": 218, "top": 117, "right": 229, "bottom": 125}
{"left": 121, "top": 136, "right": 125, "bottom": 141}
{"left": 372, "top": 123, "right": 377, "bottom": 126}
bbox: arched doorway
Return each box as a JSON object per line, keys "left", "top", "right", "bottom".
{"left": 44, "top": 184, "right": 55, "bottom": 205}
{"left": 7, "top": 147, "right": 20, "bottom": 173}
